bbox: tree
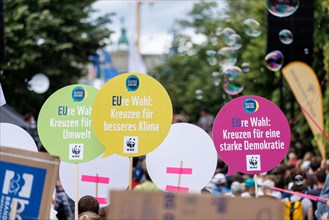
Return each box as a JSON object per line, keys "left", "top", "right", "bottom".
{"left": 0, "top": 0, "right": 113, "bottom": 116}
{"left": 150, "top": 0, "right": 276, "bottom": 123}
{"left": 151, "top": 0, "right": 328, "bottom": 157}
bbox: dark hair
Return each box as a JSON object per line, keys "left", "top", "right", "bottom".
{"left": 78, "top": 195, "right": 99, "bottom": 215}
{"left": 290, "top": 169, "right": 307, "bottom": 192}
{"left": 315, "top": 168, "right": 327, "bottom": 183}
{"left": 310, "top": 157, "right": 321, "bottom": 171}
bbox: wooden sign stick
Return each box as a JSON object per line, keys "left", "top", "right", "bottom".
{"left": 75, "top": 163, "right": 79, "bottom": 220}
{"left": 96, "top": 173, "right": 99, "bottom": 199}
{"left": 177, "top": 161, "right": 183, "bottom": 191}
{"left": 128, "top": 157, "right": 133, "bottom": 190}
{"left": 254, "top": 174, "right": 258, "bottom": 198}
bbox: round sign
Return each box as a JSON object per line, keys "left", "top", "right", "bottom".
{"left": 146, "top": 123, "right": 218, "bottom": 193}
{"left": 38, "top": 84, "right": 104, "bottom": 163}
{"left": 0, "top": 123, "right": 38, "bottom": 152}
{"left": 92, "top": 72, "right": 173, "bottom": 157}
{"left": 59, "top": 154, "right": 129, "bottom": 206}
{"left": 212, "top": 95, "right": 290, "bottom": 176}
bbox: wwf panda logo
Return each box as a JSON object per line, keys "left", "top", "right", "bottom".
{"left": 249, "top": 156, "right": 258, "bottom": 166}
{"left": 72, "top": 145, "right": 81, "bottom": 155}
{"left": 126, "top": 138, "right": 136, "bottom": 148}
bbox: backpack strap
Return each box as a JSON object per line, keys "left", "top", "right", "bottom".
{"left": 289, "top": 197, "right": 295, "bottom": 220}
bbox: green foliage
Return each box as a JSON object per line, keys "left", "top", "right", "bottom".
{"left": 314, "top": 0, "right": 329, "bottom": 157}
{"left": 151, "top": 0, "right": 277, "bottom": 123}
{"left": 1, "top": 0, "right": 113, "bottom": 116}
{"left": 151, "top": 0, "right": 328, "bottom": 157}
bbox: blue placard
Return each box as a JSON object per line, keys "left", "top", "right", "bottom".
{"left": 0, "top": 161, "right": 47, "bottom": 219}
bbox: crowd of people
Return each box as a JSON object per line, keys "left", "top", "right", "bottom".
{"left": 51, "top": 152, "right": 329, "bottom": 220}
{"left": 18, "top": 110, "right": 327, "bottom": 219}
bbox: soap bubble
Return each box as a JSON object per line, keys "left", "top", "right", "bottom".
{"left": 222, "top": 81, "right": 244, "bottom": 96}
{"left": 213, "top": 78, "right": 221, "bottom": 86}
{"left": 243, "top": 19, "right": 261, "bottom": 37}
{"left": 279, "top": 29, "right": 293, "bottom": 44}
{"left": 211, "top": 71, "right": 221, "bottom": 78}
{"left": 304, "top": 48, "right": 309, "bottom": 54}
{"left": 216, "top": 27, "right": 223, "bottom": 36}
{"left": 217, "top": 47, "right": 237, "bottom": 69}
{"left": 27, "top": 73, "right": 50, "bottom": 94}
{"left": 206, "top": 50, "right": 217, "bottom": 66}
{"left": 223, "top": 27, "right": 237, "bottom": 46}
{"left": 241, "top": 62, "right": 251, "bottom": 73}
{"left": 267, "top": 0, "right": 299, "bottom": 17}
{"left": 223, "top": 66, "right": 242, "bottom": 81}
{"left": 265, "top": 50, "right": 284, "bottom": 72}
{"left": 195, "top": 89, "right": 203, "bottom": 100}
{"left": 222, "top": 66, "right": 243, "bottom": 96}
{"left": 228, "top": 34, "right": 242, "bottom": 50}
{"left": 36, "top": 37, "right": 45, "bottom": 46}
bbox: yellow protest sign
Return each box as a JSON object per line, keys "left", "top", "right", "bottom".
{"left": 92, "top": 73, "right": 173, "bottom": 157}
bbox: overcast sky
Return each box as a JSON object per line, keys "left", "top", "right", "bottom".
{"left": 92, "top": 1, "right": 200, "bottom": 54}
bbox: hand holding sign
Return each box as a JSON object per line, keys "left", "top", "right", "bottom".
{"left": 212, "top": 96, "right": 290, "bottom": 176}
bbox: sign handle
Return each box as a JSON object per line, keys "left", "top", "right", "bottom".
{"left": 96, "top": 173, "right": 99, "bottom": 199}
{"left": 177, "top": 161, "right": 183, "bottom": 191}
{"left": 75, "top": 163, "right": 79, "bottom": 220}
{"left": 129, "top": 157, "right": 133, "bottom": 190}
{"left": 10, "top": 199, "right": 18, "bottom": 220}
{"left": 254, "top": 174, "right": 258, "bottom": 198}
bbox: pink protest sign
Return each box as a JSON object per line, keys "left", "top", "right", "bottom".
{"left": 212, "top": 95, "right": 290, "bottom": 176}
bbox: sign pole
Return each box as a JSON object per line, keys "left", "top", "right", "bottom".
{"left": 75, "top": 163, "right": 79, "bottom": 219}
{"left": 177, "top": 161, "right": 183, "bottom": 191}
{"left": 96, "top": 173, "right": 99, "bottom": 199}
{"left": 254, "top": 174, "right": 258, "bottom": 198}
{"left": 129, "top": 157, "right": 133, "bottom": 190}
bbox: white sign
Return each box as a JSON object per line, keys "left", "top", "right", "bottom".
{"left": 146, "top": 123, "right": 218, "bottom": 193}
{"left": 59, "top": 154, "right": 129, "bottom": 207}
{"left": 0, "top": 123, "right": 38, "bottom": 152}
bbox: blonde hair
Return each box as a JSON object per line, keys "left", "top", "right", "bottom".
{"left": 78, "top": 211, "right": 101, "bottom": 220}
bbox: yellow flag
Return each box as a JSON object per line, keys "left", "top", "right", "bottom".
{"left": 282, "top": 61, "right": 325, "bottom": 158}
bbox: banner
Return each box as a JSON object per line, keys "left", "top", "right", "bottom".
{"left": 282, "top": 61, "right": 325, "bottom": 158}
{"left": 108, "top": 190, "right": 284, "bottom": 219}
{"left": 0, "top": 146, "right": 59, "bottom": 219}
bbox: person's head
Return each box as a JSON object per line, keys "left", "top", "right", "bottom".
{"left": 212, "top": 173, "right": 227, "bottom": 186}
{"left": 290, "top": 169, "right": 307, "bottom": 192}
{"left": 98, "top": 206, "right": 109, "bottom": 220}
{"left": 287, "top": 151, "right": 297, "bottom": 166}
{"left": 78, "top": 211, "right": 101, "bottom": 220}
{"left": 200, "top": 108, "right": 210, "bottom": 116}
{"left": 244, "top": 178, "right": 256, "bottom": 196}
{"left": 230, "top": 181, "right": 244, "bottom": 196}
{"left": 24, "top": 112, "right": 35, "bottom": 123}
{"left": 262, "top": 179, "right": 275, "bottom": 195}
{"left": 310, "top": 156, "right": 322, "bottom": 172}
{"left": 315, "top": 168, "right": 327, "bottom": 184}
{"left": 78, "top": 195, "right": 99, "bottom": 215}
